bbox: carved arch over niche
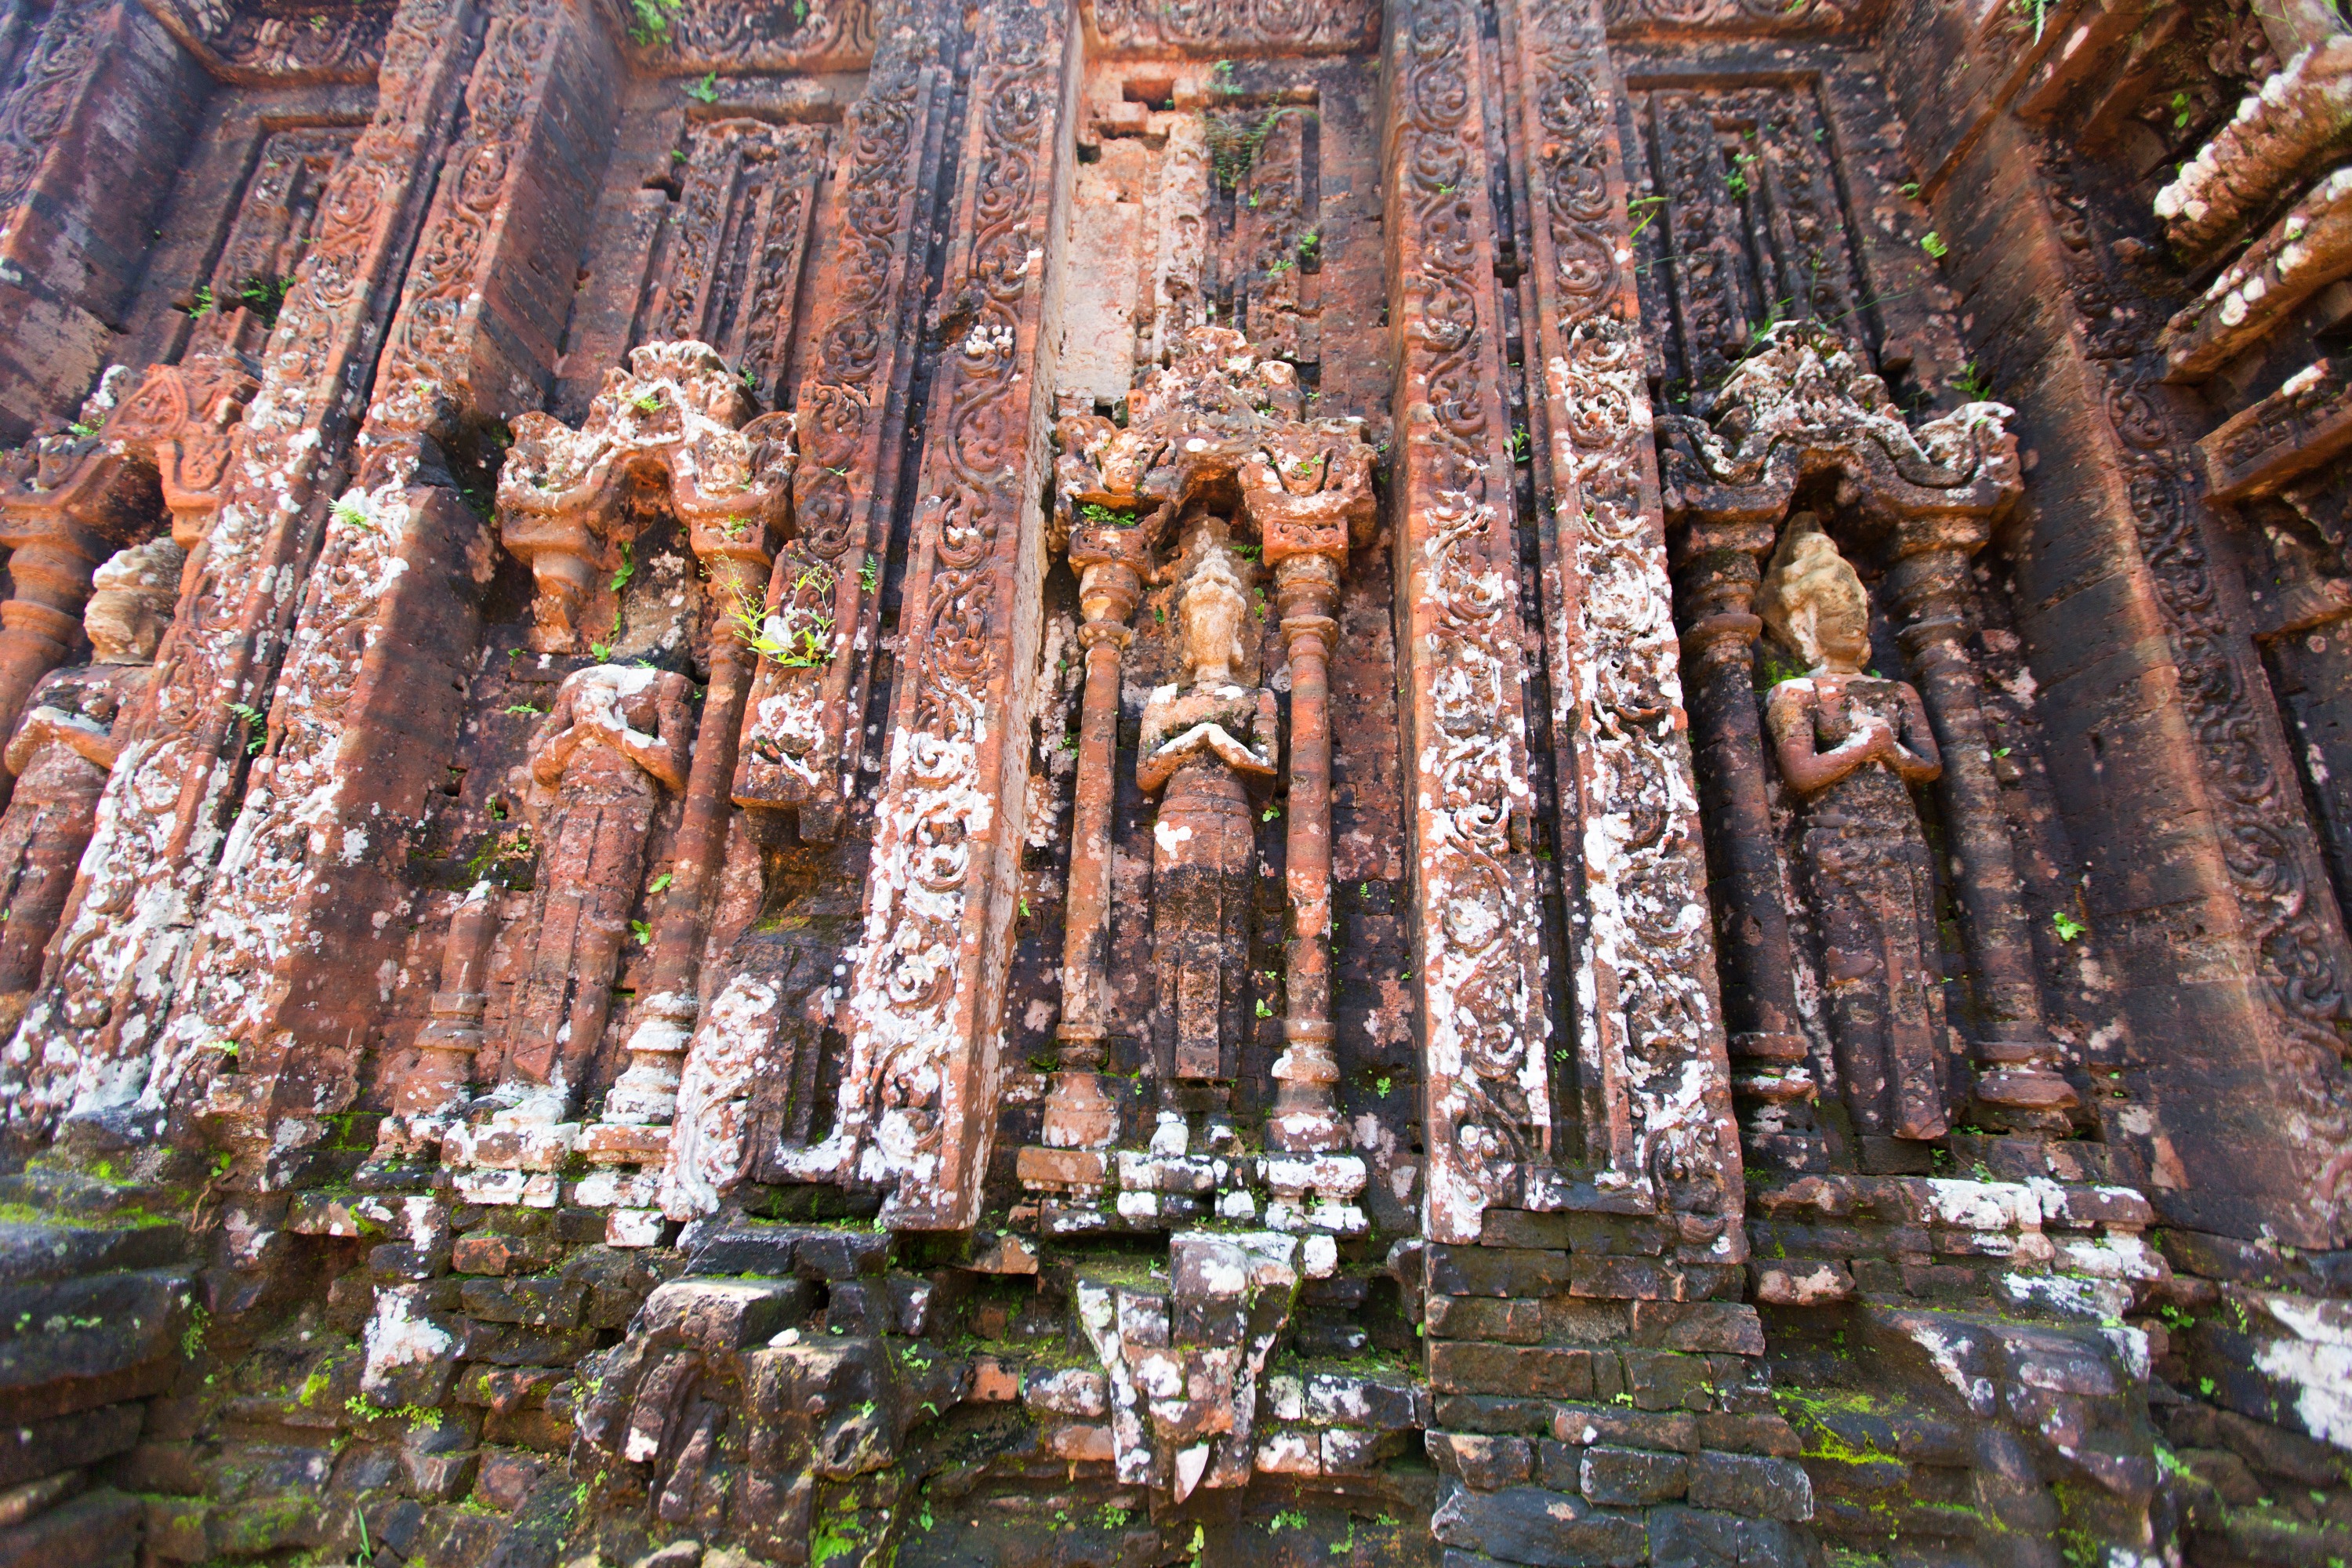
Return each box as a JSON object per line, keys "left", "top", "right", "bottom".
{"left": 496, "top": 340, "right": 794, "bottom": 655}
{"left": 1657, "top": 324, "right": 2079, "bottom": 1173}
{"left": 0, "top": 356, "right": 256, "bottom": 754}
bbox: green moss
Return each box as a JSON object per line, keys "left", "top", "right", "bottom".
{"left": 812, "top": 1494, "right": 864, "bottom": 1566}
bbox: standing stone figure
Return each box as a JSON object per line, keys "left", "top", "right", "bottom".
{"left": 1759, "top": 517, "right": 1950, "bottom": 1144}
{"left": 0, "top": 538, "right": 182, "bottom": 1036}
{"left": 503, "top": 663, "right": 691, "bottom": 1116}
{"left": 1138, "top": 517, "right": 1279, "bottom": 1086}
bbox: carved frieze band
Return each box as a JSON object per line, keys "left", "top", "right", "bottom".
{"left": 1083, "top": 0, "right": 1378, "bottom": 58}
{"left": 1388, "top": 0, "right": 1552, "bottom": 1244}
{"left": 771, "top": 0, "right": 1076, "bottom": 1228}
{"left": 139, "top": 0, "right": 394, "bottom": 83}
{"left": 1514, "top": 0, "right": 1739, "bottom": 1252}
{"left": 623, "top": 0, "right": 874, "bottom": 74}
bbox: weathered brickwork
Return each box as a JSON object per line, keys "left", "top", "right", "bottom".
{"left": 0, "top": 0, "right": 2347, "bottom": 1566}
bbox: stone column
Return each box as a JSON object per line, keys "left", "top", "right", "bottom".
{"left": 1268, "top": 546, "right": 1342, "bottom": 1154}
{"left": 1668, "top": 519, "right": 1826, "bottom": 1170}
{"left": 1886, "top": 524, "right": 2078, "bottom": 1131}
{"left": 601, "top": 527, "right": 777, "bottom": 1132}
{"left": 1041, "top": 522, "right": 1145, "bottom": 1154}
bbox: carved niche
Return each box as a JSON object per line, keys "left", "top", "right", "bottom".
{"left": 1657, "top": 323, "right": 2078, "bottom": 1172}
{"left": 410, "top": 343, "right": 792, "bottom": 1216}
{"left": 1024, "top": 328, "right": 1385, "bottom": 1502}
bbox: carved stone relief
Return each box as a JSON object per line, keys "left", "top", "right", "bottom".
{"left": 140, "top": 0, "right": 396, "bottom": 82}
{"left": 0, "top": 538, "right": 179, "bottom": 1038}
{"left": 1082, "top": 0, "right": 1379, "bottom": 59}
{"left": 1660, "top": 322, "right": 2078, "bottom": 1167}
{"left": 180, "top": 128, "right": 362, "bottom": 361}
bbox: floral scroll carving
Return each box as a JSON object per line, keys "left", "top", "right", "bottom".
{"left": 771, "top": 0, "right": 1073, "bottom": 1229}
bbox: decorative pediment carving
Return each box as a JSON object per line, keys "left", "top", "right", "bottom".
{"left": 496, "top": 341, "right": 793, "bottom": 652}
{"left": 1, "top": 356, "right": 257, "bottom": 548}
{"left": 1658, "top": 323, "right": 2021, "bottom": 527}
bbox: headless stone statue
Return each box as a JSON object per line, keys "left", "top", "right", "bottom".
{"left": 500, "top": 663, "right": 691, "bottom": 1116}
{"left": 0, "top": 538, "right": 181, "bottom": 1037}
{"left": 1760, "top": 517, "right": 1949, "bottom": 1143}
{"left": 1138, "top": 517, "right": 1277, "bottom": 1086}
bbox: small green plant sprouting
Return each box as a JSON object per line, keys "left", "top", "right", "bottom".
{"left": 180, "top": 1305, "right": 211, "bottom": 1359}
{"left": 590, "top": 639, "right": 615, "bottom": 662}
{"left": 1077, "top": 500, "right": 1136, "bottom": 528}
{"left": 628, "top": 0, "right": 682, "bottom": 44}
{"left": 2053, "top": 911, "right": 2086, "bottom": 942}
{"left": 1725, "top": 151, "right": 1759, "bottom": 198}
{"left": 1900, "top": 180, "right": 1922, "bottom": 198}
{"left": 633, "top": 390, "right": 665, "bottom": 414}
{"left": 1297, "top": 227, "right": 1322, "bottom": 264}
{"left": 227, "top": 701, "right": 267, "bottom": 756}
{"left": 1261, "top": 804, "right": 1281, "bottom": 822}
{"left": 1268, "top": 1511, "right": 1309, "bottom": 1534}
{"left": 66, "top": 420, "right": 99, "bottom": 440}
{"left": 1628, "top": 193, "right": 1667, "bottom": 241}
{"left": 611, "top": 539, "right": 637, "bottom": 593}
{"left": 649, "top": 872, "right": 673, "bottom": 895}
{"left": 331, "top": 496, "right": 375, "bottom": 532}
{"left": 1375, "top": 1075, "right": 1392, "bottom": 1098}
{"left": 1951, "top": 362, "right": 1995, "bottom": 401}
{"left": 858, "top": 554, "right": 878, "bottom": 592}
{"left": 188, "top": 285, "right": 216, "bottom": 319}
{"left": 630, "top": 919, "right": 653, "bottom": 945}
{"left": 1255, "top": 998, "right": 1274, "bottom": 1018}
{"left": 504, "top": 702, "right": 545, "bottom": 717}
{"left": 1921, "top": 230, "right": 1950, "bottom": 259}
{"left": 235, "top": 274, "right": 296, "bottom": 329}
{"left": 1509, "top": 426, "right": 1532, "bottom": 460}
{"left": 1019, "top": 895, "right": 1032, "bottom": 920}
{"left": 686, "top": 71, "right": 720, "bottom": 103}
{"left": 2172, "top": 89, "right": 2191, "bottom": 131}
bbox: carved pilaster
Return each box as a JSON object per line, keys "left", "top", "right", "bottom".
{"left": 1885, "top": 528, "right": 2078, "bottom": 1132}
{"left": 179, "top": 0, "right": 628, "bottom": 1183}
{"left": 1386, "top": 0, "right": 1553, "bottom": 1244}
{"left": 1666, "top": 518, "right": 1826, "bottom": 1171}
{"left": 735, "top": 24, "right": 946, "bottom": 838}
{"left": 0, "top": 0, "right": 210, "bottom": 442}
{"left": 2, "top": 0, "right": 485, "bottom": 1157}
{"left": 771, "top": 0, "right": 1078, "bottom": 1228}
{"left": 1036, "top": 518, "right": 1147, "bottom": 1163}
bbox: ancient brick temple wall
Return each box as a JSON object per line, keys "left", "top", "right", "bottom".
{"left": 0, "top": 0, "right": 2347, "bottom": 1566}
